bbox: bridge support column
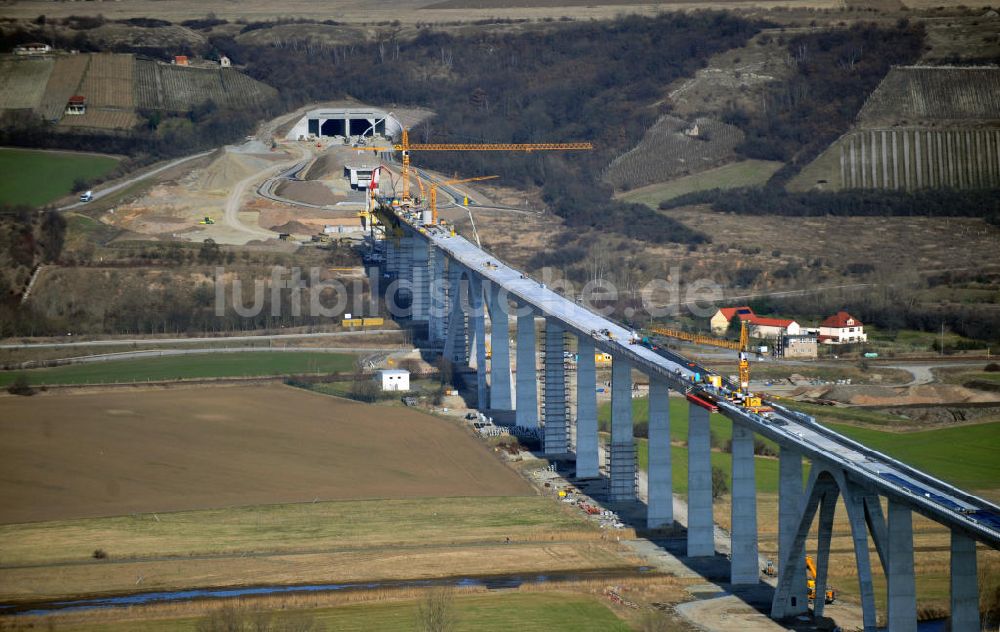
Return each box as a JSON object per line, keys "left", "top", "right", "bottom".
{"left": 951, "top": 530, "right": 980, "bottom": 632}
{"left": 687, "top": 402, "right": 713, "bottom": 557}
{"left": 428, "top": 247, "right": 446, "bottom": 343}
{"left": 608, "top": 356, "right": 635, "bottom": 501}
{"left": 575, "top": 335, "right": 599, "bottom": 479}
{"left": 778, "top": 447, "right": 808, "bottom": 614}
{"left": 385, "top": 238, "right": 398, "bottom": 276}
{"left": 887, "top": 499, "right": 918, "bottom": 632}
{"left": 410, "top": 237, "right": 429, "bottom": 323}
{"left": 443, "top": 262, "right": 467, "bottom": 365}
{"left": 469, "top": 274, "right": 487, "bottom": 408}
{"left": 730, "top": 424, "right": 758, "bottom": 584}
{"left": 812, "top": 481, "right": 837, "bottom": 619}
{"left": 647, "top": 377, "right": 672, "bottom": 528}
{"left": 485, "top": 283, "right": 512, "bottom": 411}
{"left": 515, "top": 308, "right": 538, "bottom": 427}
{"left": 543, "top": 319, "right": 568, "bottom": 455}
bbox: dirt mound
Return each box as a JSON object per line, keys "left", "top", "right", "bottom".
{"left": 275, "top": 180, "right": 341, "bottom": 206}
{"left": 197, "top": 150, "right": 264, "bottom": 192}
{"left": 883, "top": 404, "right": 1000, "bottom": 425}
{"left": 270, "top": 220, "right": 313, "bottom": 234}
{"left": 819, "top": 383, "right": 1000, "bottom": 406}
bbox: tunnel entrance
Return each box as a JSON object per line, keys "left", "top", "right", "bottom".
{"left": 349, "top": 118, "right": 373, "bottom": 136}
{"left": 321, "top": 119, "right": 346, "bottom": 137}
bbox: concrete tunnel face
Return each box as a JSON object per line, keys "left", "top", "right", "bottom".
{"left": 291, "top": 109, "right": 400, "bottom": 140}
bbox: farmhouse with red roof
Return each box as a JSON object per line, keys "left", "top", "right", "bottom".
{"left": 819, "top": 311, "right": 867, "bottom": 344}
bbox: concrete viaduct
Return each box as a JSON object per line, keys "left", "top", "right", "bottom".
{"left": 376, "top": 210, "right": 999, "bottom": 631}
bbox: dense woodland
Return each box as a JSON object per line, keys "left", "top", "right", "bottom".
{"left": 660, "top": 187, "right": 1000, "bottom": 226}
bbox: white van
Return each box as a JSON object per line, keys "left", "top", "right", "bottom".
{"left": 79, "top": 190, "right": 94, "bottom": 203}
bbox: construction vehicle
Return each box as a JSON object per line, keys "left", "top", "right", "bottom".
{"left": 648, "top": 320, "right": 770, "bottom": 413}
{"left": 198, "top": 216, "right": 215, "bottom": 225}
{"left": 806, "top": 556, "right": 837, "bottom": 604}
{"left": 358, "top": 128, "right": 592, "bottom": 207}
{"left": 762, "top": 560, "right": 777, "bottom": 577}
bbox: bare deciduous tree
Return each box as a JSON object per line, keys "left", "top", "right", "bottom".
{"left": 417, "top": 587, "right": 456, "bottom": 632}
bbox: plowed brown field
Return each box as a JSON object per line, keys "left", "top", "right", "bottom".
{"left": 0, "top": 385, "right": 531, "bottom": 524}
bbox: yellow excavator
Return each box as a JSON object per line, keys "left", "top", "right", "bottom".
{"left": 806, "top": 556, "right": 837, "bottom": 604}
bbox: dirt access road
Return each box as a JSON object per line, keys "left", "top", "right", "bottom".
{"left": 0, "top": 384, "right": 531, "bottom": 524}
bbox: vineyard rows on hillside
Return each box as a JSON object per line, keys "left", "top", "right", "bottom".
{"left": 78, "top": 53, "right": 135, "bottom": 109}
{"left": 604, "top": 116, "right": 743, "bottom": 191}
{"left": 859, "top": 67, "right": 1000, "bottom": 125}
{"left": 58, "top": 109, "right": 139, "bottom": 130}
{"left": 0, "top": 58, "right": 53, "bottom": 110}
{"left": 135, "top": 61, "right": 276, "bottom": 112}
{"left": 37, "top": 55, "right": 89, "bottom": 122}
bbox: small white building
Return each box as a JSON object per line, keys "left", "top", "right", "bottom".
{"left": 819, "top": 311, "right": 867, "bottom": 344}
{"left": 376, "top": 369, "right": 410, "bottom": 392}
{"left": 219, "top": 55, "right": 231, "bottom": 68}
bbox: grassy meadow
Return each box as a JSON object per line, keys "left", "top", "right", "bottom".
{"left": 0, "top": 148, "right": 119, "bottom": 207}
{"left": 0, "top": 351, "right": 357, "bottom": 386}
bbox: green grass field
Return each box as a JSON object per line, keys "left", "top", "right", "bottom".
{"left": 56, "top": 592, "right": 632, "bottom": 632}
{"left": 617, "top": 159, "right": 783, "bottom": 208}
{"left": 0, "top": 147, "right": 119, "bottom": 207}
{"left": 0, "top": 351, "right": 357, "bottom": 386}
{"left": 632, "top": 439, "right": 789, "bottom": 495}
{"left": 825, "top": 421, "right": 1000, "bottom": 491}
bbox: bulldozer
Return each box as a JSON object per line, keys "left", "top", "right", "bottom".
{"left": 806, "top": 556, "right": 837, "bottom": 604}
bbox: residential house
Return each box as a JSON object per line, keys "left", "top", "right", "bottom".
{"left": 819, "top": 311, "right": 867, "bottom": 344}
{"left": 749, "top": 316, "right": 800, "bottom": 340}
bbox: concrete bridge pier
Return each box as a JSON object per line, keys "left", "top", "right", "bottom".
{"left": 468, "top": 274, "right": 487, "bottom": 408}
{"left": 410, "top": 237, "right": 430, "bottom": 323}
{"left": 778, "top": 447, "right": 808, "bottom": 613}
{"left": 428, "top": 247, "right": 446, "bottom": 343}
{"left": 608, "top": 356, "right": 635, "bottom": 501}
{"left": 574, "top": 335, "right": 599, "bottom": 479}
{"left": 951, "top": 531, "right": 980, "bottom": 631}
{"left": 543, "top": 319, "right": 568, "bottom": 455}
{"left": 646, "top": 377, "right": 672, "bottom": 528}
{"left": 485, "top": 283, "right": 512, "bottom": 411}
{"left": 887, "top": 499, "right": 918, "bottom": 632}
{"left": 730, "top": 423, "right": 759, "bottom": 584}
{"left": 442, "top": 262, "right": 468, "bottom": 365}
{"left": 687, "top": 402, "right": 714, "bottom": 557}
{"left": 515, "top": 307, "right": 539, "bottom": 427}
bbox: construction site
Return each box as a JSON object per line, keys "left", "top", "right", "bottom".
{"left": 2, "top": 3, "right": 1000, "bottom": 632}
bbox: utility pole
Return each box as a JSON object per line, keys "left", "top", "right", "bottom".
{"left": 940, "top": 322, "right": 944, "bottom": 357}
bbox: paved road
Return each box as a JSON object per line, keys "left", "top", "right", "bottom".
{"left": 0, "top": 330, "right": 399, "bottom": 350}
{"left": 58, "top": 151, "right": 214, "bottom": 211}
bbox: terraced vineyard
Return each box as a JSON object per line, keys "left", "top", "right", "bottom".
{"left": 604, "top": 115, "right": 743, "bottom": 191}
{"left": 36, "top": 54, "right": 90, "bottom": 121}
{"left": 135, "top": 60, "right": 277, "bottom": 112}
{"left": 859, "top": 66, "right": 1000, "bottom": 125}
{"left": 791, "top": 127, "right": 1000, "bottom": 192}
{"left": 77, "top": 53, "right": 134, "bottom": 108}
{"left": 0, "top": 57, "right": 53, "bottom": 110}
{"left": 58, "top": 109, "right": 139, "bottom": 130}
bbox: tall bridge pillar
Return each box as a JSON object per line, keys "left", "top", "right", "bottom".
{"left": 574, "top": 334, "right": 599, "bottom": 479}
{"left": 887, "top": 499, "right": 918, "bottom": 632}
{"left": 542, "top": 319, "right": 569, "bottom": 455}
{"left": 469, "top": 274, "right": 487, "bottom": 408}
{"left": 515, "top": 307, "right": 539, "bottom": 427}
{"left": 778, "top": 447, "right": 808, "bottom": 614}
{"left": 428, "top": 247, "right": 446, "bottom": 343}
{"left": 442, "top": 262, "right": 467, "bottom": 365}
{"left": 730, "top": 423, "right": 759, "bottom": 584}
{"left": 646, "top": 377, "right": 672, "bottom": 528}
{"left": 485, "top": 283, "right": 512, "bottom": 411}
{"left": 951, "top": 530, "right": 980, "bottom": 632}
{"left": 608, "top": 355, "right": 635, "bottom": 501}
{"left": 410, "top": 237, "right": 429, "bottom": 323}
{"left": 687, "top": 402, "right": 714, "bottom": 557}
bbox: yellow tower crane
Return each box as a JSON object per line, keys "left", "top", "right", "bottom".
{"left": 360, "top": 128, "right": 592, "bottom": 204}
{"left": 429, "top": 175, "right": 498, "bottom": 225}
